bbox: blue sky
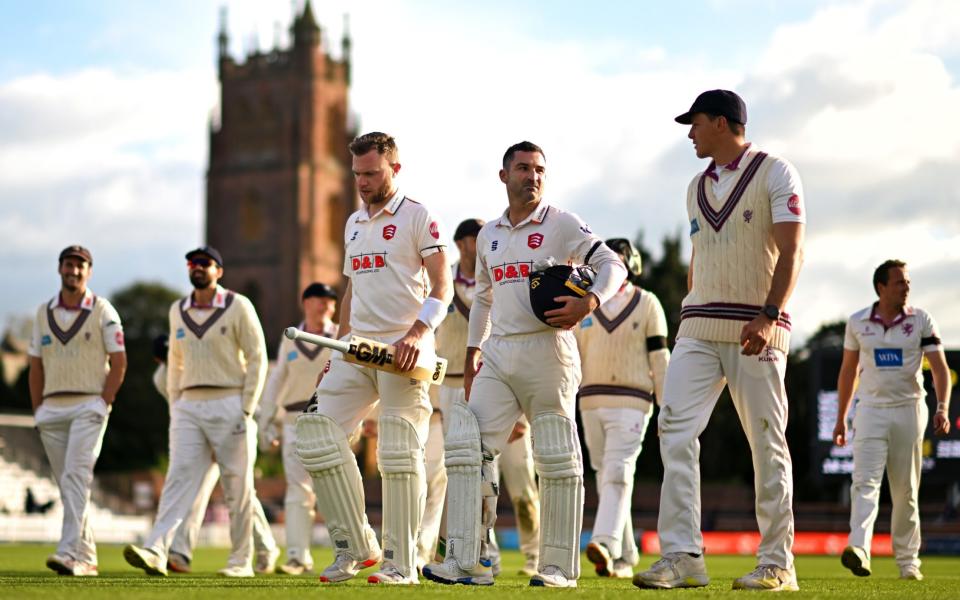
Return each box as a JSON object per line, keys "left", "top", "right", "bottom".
{"left": 2, "top": 0, "right": 959, "bottom": 345}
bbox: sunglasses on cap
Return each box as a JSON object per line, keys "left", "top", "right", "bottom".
{"left": 187, "top": 257, "right": 215, "bottom": 268}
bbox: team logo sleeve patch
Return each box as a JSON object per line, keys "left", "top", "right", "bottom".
{"left": 788, "top": 194, "right": 802, "bottom": 216}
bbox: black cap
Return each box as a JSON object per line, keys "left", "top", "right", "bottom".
{"left": 453, "top": 218, "right": 484, "bottom": 241}
{"left": 59, "top": 245, "right": 92, "bottom": 265}
{"left": 302, "top": 282, "right": 338, "bottom": 301}
{"left": 185, "top": 246, "right": 223, "bottom": 267}
{"left": 152, "top": 334, "right": 169, "bottom": 362}
{"left": 675, "top": 89, "right": 747, "bottom": 125}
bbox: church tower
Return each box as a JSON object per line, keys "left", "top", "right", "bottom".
{"left": 206, "top": 1, "right": 355, "bottom": 349}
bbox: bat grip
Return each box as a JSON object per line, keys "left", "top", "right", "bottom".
{"left": 283, "top": 327, "right": 351, "bottom": 353}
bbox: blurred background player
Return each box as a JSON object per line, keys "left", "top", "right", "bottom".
{"left": 418, "top": 218, "right": 541, "bottom": 577}
{"left": 295, "top": 132, "right": 452, "bottom": 585}
{"left": 28, "top": 245, "right": 127, "bottom": 577}
{"left": 125, "top": 246, "right": 269, "bottom": 577}
{"left": 424, "top": 142, "right": 626, "bottom": 588}
{"left": 576, "top": 238, "right": 669, "bottom": 579}
{"left": 151, "top": 333, "right": 278, "bottom": 575}
{"left": 833, "top": 260, "right": 952, "bottom": 581}
{"left": 257, "top": 282, "right": 339, "bottom": 575}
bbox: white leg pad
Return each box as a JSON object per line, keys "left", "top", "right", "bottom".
{"left": 295, "top": 413, "right": 375, "bottom": 560}
{"left": 442, "top": 398, "right": 483, "bottom": 570}
{"left": 532, "top": 414, "right": 584, "bottom": 580}
{"left": 377, "top": 415, "right": 425, "bottom": 578}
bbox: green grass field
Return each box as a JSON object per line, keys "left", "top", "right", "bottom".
{"left": 1, "top": 544, "right": 957, "bottom": 599}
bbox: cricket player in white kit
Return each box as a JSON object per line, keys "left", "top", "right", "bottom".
{"left": 125, "top": 246, "right": 269, "bottom": 577}
{"left": 29, "top": 245, "right": 127, "bottom": 577}
{"left": 424, "top": 142, "right": 626, "bottom": 588}
{"left": 150, "top": 335, "right": 279, "bottom": 576}
{"left": 833, "top": 260, "right": 952, "bottom": 581}
{"left": 576, "top": 238, "right": 669, "bottom": 579}
{"left": 418, "top": 218, "right": 541, "bottom": 577}
{"left": 295, "top": 132, "right": 452, "bottom": 585}
{"left": 258, "top": 282, "right": 339, "bottom": 575}
{"left": 635, "top": 90, "right": 805, "bottom": 592}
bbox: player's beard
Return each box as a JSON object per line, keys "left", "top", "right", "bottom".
{"left": 365, "top": 180, "right": 392, "bottom": 206}
{"left": 60, "top": 273, "right": 84, "bottom": 294}
{"left": 190, "top": 270, "right": 213, "bottom": 290}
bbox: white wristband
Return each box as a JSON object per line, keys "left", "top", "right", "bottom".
{"left": 417, "top": 297, "right": 448, "bottom": 330}
{"left": 937, "top": 402, "right": 949, "bottom": 413}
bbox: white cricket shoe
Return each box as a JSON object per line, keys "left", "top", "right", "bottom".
{"left": 530, "top": 565, "right": 577, "bottom": 588}
{"left": 46, "top": 553, "right": 75, "bottom": 576}
{"left": 586, "top": 541, "right": 614, "bottom": 577}
{"left": 318, "top": 551, "right": 380, "bottom": 583}
{"left": 732, "top": 564, "right": 799, "bottom": 591}
{"left": 518, "top": 555, "right": 538, "bottom": 577}
{"left": 422, "top": 557, "right": 495, "bottom": 586}
{"left": 841, "top": 546, "right": 871, "bottom": 577}
{"left": 610, "top": 558, "right": 634, "bottom": 578}
{"left": 633, "top": 553, "right": 709, "bottom": 589}
{"left": 217, "top": 565, "right": 255, "bottom": 578}
{"left": 367, "top": 563, "right": 418, "bottom": 585}
{"left": 72, "top": 562, "right": 99, "bottom": 577}
{"left": 899, "top": 565, "right": 923, "bottom": 581}
{"left": 255, "top": 547, "right": 280, "bottom": 574}
{"left": 277, "top": 559, "right": 312, "bottom": 575}
{"left": 123, "top": 545, "right": 168, "bottom": 577}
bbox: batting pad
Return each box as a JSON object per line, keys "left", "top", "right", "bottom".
{"left": 532, "top": 413, "right": 584, "bottom": 579}
{"left": 295, "top": 413, "right": 375, "bottom": 560}
{"left": 442, "top": 398, "right": 483, "bottom": 569}
{"left": 377, "top": 415, "right": 425, "bottom": 577}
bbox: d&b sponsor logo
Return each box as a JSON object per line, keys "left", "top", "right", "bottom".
{"left": 491, "top": 261, "right": 533, "bottom": 283}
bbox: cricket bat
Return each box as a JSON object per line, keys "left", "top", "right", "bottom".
{"left": 284, "top": 327, "right": 448, "bottom": 385}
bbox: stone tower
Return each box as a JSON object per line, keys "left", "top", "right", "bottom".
{"left": 206, "top": 1, "right": 355, "bottom": 350}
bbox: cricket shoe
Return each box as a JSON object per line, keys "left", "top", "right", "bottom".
{"left": 123, "top": 545, "right": 168, "bottom": 577}
{"left": 610, "top": 558, "right": 634, "bottom": 578}
{"left": 318, "top": 551, "right": 380, "bottom": 583}
{"left": 167, "top": 552, "right": 191, "bottom": 574}
{"left": 255, "top": 547, "right": 280, "bottom": 574}
{"left": 732, "top": 564, "right": 799, "bottom": 591}
{"left": 586, "top": 541, "right": 614, "bottom": 576}
{"left": 368, "top": 563, "right": 418, "bottom": 585}
{"left": 218, "top": 565, "right": 255, "bottom": 578}
{"left": 899, "top": 566, "right": 923, "bottom": 581}
{"left": 530, "top": 565, "right": 577, "bottom": 588}
{"left": 841, "top": 546, "right": 871, "bottom": 577}
{"left": 46, "top": 553, "right": 75, "bottom": 575}
{"left": 422, "top": 557, "right": 494, "bottom": 586}
{"left": 633, "top": 552, "right": 709, "bottom": 589}
{"left": 277, "top": 559, "right": 312, "bottom": 575}
{"left": 518, "top": 555, "right": 538, "bottom": 577}
{"left": 72, "top": 562, "right": 99, "bottom": 577}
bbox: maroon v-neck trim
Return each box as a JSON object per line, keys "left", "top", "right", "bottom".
{"left": 294, "top": 323, "right": 324, "bottom": 360}
{"left": 46, "top": 296, "right": 95, "bottom": 344}
{"left": 594, "top": 288, "right": 641, "bottom": 333}
{"left": 180, "top": 292, "right": 235, "bottom": 339}
{"left": 697, "top": 151, "right": 768, "bottom": 232}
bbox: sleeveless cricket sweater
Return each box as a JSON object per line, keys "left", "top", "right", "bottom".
{"left": 36, "top": 296, "right": 113, "bottom": 398}
{"left": 678, "top": 152, "right": 792, "bottom": 353}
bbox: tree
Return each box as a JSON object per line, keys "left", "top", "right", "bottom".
{"left": 96, "top": 282, "right": 181, "bottom": 471}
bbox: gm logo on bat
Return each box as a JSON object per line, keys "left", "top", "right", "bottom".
{"left": 349, "top": 341, "right": 392, "bottom": 366}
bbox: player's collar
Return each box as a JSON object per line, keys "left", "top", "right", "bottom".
{"left": 50, "top": 289, "right": 95, "bottom": 311}
{"left": 865, "top": 301, "right": 913, "bottom": 325}
{"left": 454, "top": 263, "right": 476, "bottom": 286}
{"left": 496, "top": 201, "right": 551, "bottom": 229}
{"left": 704, "top": 143, "right": 753, "bottom": 182}
{"left": 356, "top": 188, "right": 404, "bottom": 222}
{"left": 183, "top": 285, "right": 229, "bottom": 310}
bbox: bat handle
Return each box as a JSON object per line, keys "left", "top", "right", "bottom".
{"left": 284, "top": 327, "right": 350, "bottom": 353}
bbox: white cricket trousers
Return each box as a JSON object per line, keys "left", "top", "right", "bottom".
{"left": 145, "top": 394, "right": 257, "bottom": 568}
{"left": 35, "top": 397, "right": 110, "bottom": 565}
{"left": 281, "top": 420, "right": 316, "bottom": 567}
{"left": 849, "top": 401, "right": 927, "bottom": 569}
{"left": 582, "top": 405, "right": 651, "bottom": 564}
{"left": 417, "top": 409, "right": 446, "bottom": 566}
{"left": 657, "top": 338, "right": 795, "bottom": 569}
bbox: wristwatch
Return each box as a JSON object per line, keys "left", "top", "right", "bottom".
{"left": 761, "top": 304, "right": 780, "bottom": 321}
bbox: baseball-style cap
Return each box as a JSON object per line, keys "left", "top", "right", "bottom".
{"left": 453, "top": 218, "right": 484, "bottom": 241}
{"left": 675, "top": 89, "right": 747, "bottom": 125}
{"left": 302, "top": 282, "right": 338, "bottom": 301}
{"left": 59, "top": 245, "right": 93, "bottom": 264}
{"left": 185, "top": 246, "right": 224, "bottom": 266}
